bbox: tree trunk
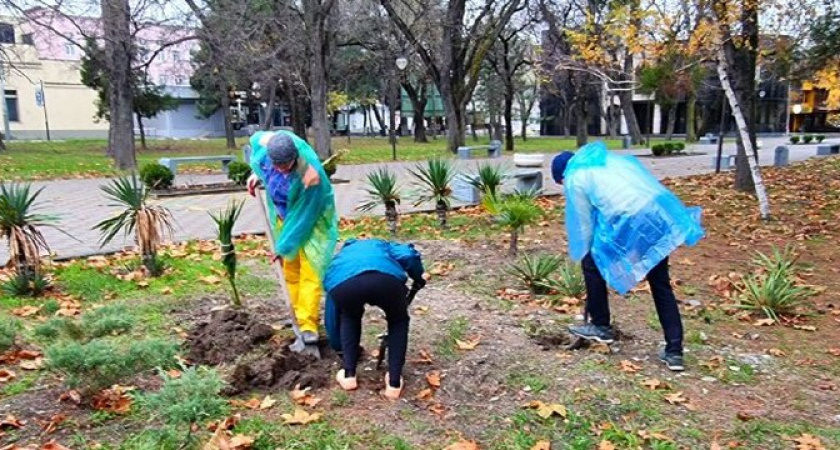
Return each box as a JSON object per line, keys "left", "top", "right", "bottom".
{"left": 575, "top": 92, "right": 588, "bottom": 147}
{"left": 619, "top": 54, "right": 643, "bottom": 144}
{"left": 435, "top": 199, "right": 448, "bottom": 229}
{"left": 220, "top": 84, "right": 236, "bottom": 149}
{"left": 262, "top": 82, "right": 277, "bottom": 131}
{"left": 686, "top": 91, "right": 697, "bottom": 142}
{"left": 404, "top": 82, "right": 428, "bottom": 143}
{"left": 503, "top": 85, "right": 514, "bottom": 151}
{"left": 666, "top": 104, "right": 677, "bottom": 140}
{"left": 385, "top": 201, "right": 398, "bottom": 237}
{"left": 371, "top": 102, "right": 387, "bottom": 136}
{"left": 102, "top": 0, "right": 136, "bottom": 170}
{"left": 287, "top": 83, "right": 307, "bottom": 140}
{"left": 362, "top": 105, "right": 369, "bottom": 135}
{"left": 509, "top": 229, "right": 519, "bottom": 256}
{"left": 439, "top": 80, "right": 466, "bottom": 152}
{"left": 717, "top": 48, "right": 770, "bottom": 220}
{"left": 136, "top": 112, "right": 147, "bottom": 150}
{"left": 304, "top": 0, "right": 334, "bottom": 159}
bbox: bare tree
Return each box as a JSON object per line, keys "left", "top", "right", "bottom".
{"left": 487, "top": 23, "right": 535, "bottom": 151}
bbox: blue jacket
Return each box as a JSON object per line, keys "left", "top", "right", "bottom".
{"left": 563, "top": 142, "right": 705, "bottom": 294}
{"left": 324, "top": 239, "right": 425, "bottom": 350}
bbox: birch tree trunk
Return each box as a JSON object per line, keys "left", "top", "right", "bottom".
{"left": 716, "top": 49, "right": 770, "bottom": 220}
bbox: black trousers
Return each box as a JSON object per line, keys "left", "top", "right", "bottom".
{"left": 329, "top": 271, "right": 409, "bottom": 388}
{"left": 582, "top": 253, "right": 684, "bottom": 354}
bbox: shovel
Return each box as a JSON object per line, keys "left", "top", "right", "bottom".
{"left": 255, "top": 187, "right": 321, "bottom": 359}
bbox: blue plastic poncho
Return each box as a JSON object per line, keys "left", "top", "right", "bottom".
{"left": 563, "top": 142, "right": 705, "bottom": 295}
{"left": 249, "top": 130, "right": 339, "bottom": 279}
{"left": 323, "top": 239, "right": 425, "bottom": 351}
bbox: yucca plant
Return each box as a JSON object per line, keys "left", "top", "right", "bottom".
{"left": 410, "top": 158, "right": 456, "bottom": 228}
{"left": 493, "top": 195, "right": 543, "bottom": 256}
{"left": 93, "top": 175, "right": 174, "bottom": 276}
{"left": 357, "top": 168, "right": 402, "bottom": 237}
{"left": 209, "top": 200, "right": 244, "bottom": 307}
{"left": 466, "top": 163, "right": 509, "bottom": 204}
{"left": 737, "top": 246, "right": 814, "bottom": 322}
{"left": 506, "top": 253, "right": 563, "bottom": 297}
{"left": 0, "top": 182, "right": 63, "bottom": 295}
{"left": 539, "top": 262, "right": 585, "bottom": 298}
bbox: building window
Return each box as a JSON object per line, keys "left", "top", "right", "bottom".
{"left": 64, "top": 40, "right": 75, "bottom": 56}
{"left": 159, "top": 50, "right": 166, "bottom": 61}
{"left": 0, "top": 23, "right": 15, "bottom": 44}
{"left": 158, "top": 75, "right": 168, "bottom": 86}
{"left": 172, "top": 51, "right": 180, "bottom": 61}
{"left": 5, "top": 90, "right": 19, "bottom": 122}
{"left": 174, "top": 76, "right": 183, "bottom": 85}
{"left": 21, "top": 33, "right": 34, "bottom": 45}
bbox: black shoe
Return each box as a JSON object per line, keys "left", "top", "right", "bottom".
{"left": 659, "top": 350, "right": 685, "bottom": 372}
{"left": 568, "top": 323, "right": 616, "bottom": 344}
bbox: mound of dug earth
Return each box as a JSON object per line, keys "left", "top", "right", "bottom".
{"left": 185, "top": 308, "right": 337, "bottom": 395}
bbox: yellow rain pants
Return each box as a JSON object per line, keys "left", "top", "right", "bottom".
{"left": 282, "top": 250, "right": 322, "bottom": 334}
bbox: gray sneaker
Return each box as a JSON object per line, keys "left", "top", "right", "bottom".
{"left": 301, "top": 330, "right": 319, "bottom": 345}
{"left": 659, "top": 350, "right": 685, "bottom": 372}
{"left": 568, "top": 323, "right": 616, "bottom": 344}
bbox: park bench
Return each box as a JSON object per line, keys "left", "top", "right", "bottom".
{"left": 514, "top": 169, "right": 543, "bottom": 193}
{"left": 158, "top": 155, "right": 237, "bottom": 174}
{"left": 699, "top": 133, "right": 718, "bottom": 145}
{"left": 816, "top": 142, "right": 840, "bottom": 156}
{"left": 710, "top": 154, "right": 736, "bottom": 170}
{"left": 457, "top": 140, "right": 502, "bottom": 159}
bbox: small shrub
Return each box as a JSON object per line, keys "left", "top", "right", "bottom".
{"left": 466, "top": 164, "right": 509, "bottom": 201}
{"left": 227, "top": 161, "right": 251, "bottom": 186}
{"left": 815, "top": 134, "right": 825, "bottom": 143}
{"left": 1, "top": 272, "right": 50, "bottom": 297}
{"left": 737, "top": 246, "right": 814, "bottom": 322}
{"left": 493, "top": 194, "right": 543, "bottom": 256}
{"left": 139, "top": 163, "right": 175, "bottom": 190}
{"left": 539, "top": 262, "right": 585, "bottom": 298}
{"left": 42, "top": 299, "right": 60, "bottom": 316}
{"left": 673, "top": 142, "right": 686, "bottom": 153}
{"left": 33, "top": 318, "right": 65, "bottom": 341}
{"left": 0, "top": 317, "right": 20, "bottom": 353}
{"left": 802, "top": 135, "right": 814, "bottom": 144}
{"left": 507, "top": 253, "right": 563, "bottom": 296}
{"left": 790, "top": 136, "right": 800, "bottom": 144}
{"left": 651, "top": 144, "right": 666, "bottom": 156}
{"left": 34, "top": 304, "right": 134, "bottom": 343}
{"left": 46, "top": 338, "right": 178, "bottom": 393}
{"left": 137, "top": 366, "right": 229, "bottom": 426}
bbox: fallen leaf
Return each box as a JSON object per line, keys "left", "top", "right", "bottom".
{"left": 737, "top": 411, "right": 756, "bottom": 421}
{"left": 412, "top": 349, "right": 434, "bottom": 364}
{"left": 753, "top": 318, "right": 775, "bottom": 326}
{"left": 794, "top": 325, "right": 817, "bottom": 332}
{"left": 40, "top": 414, "right": 66, "bottom": 434}
{"left": 281, "top": 409, "right": 321, "bottom": 425}
{"left": 92, "top": 385, "right": 133, "bottom": 414}
{"left": 0, "top": 369, "right": 15, "bottom": 383}
{"left": 166, "top": 369, "right": 183, "bottom": 379}
{"left": 11, "top": 306, "right": 40, "bottom": 317}
{"left": 426, "top": 371, "right": 441, "bottom": 388}
{"left": 259, "top": 395, "right": 278, "bottom": 410}
{"left": 289, "top": 385, "right": 322, "bottom": 407}
{"left": 456, "top": 337, "right": 481, "bottom": 351}
{"left": 160, "top": 286, "right": 174, "bottom": 295}
{"left": 207, "top": 414, "right": 241, "bottom": 432}
{"left": 444, "top": 440, "right": 480, "bottom": 450}
{"left": 16, "top": 350, "right": 42, "bottom": 360}
{"left": 590, "top": 343, "right": 611, "bottom": 354}
{"left": 531, "top": 441, "right": 551, "bottom": 450}
{"left": 525, "top": 400, "right": 567, "bottom": 419}
{"left": 663, "top": 392, "right": 688, "bottom": 405}
{"left": 619, "top": 360, "right": 641, "bottom": 373}
{"left": 229, "top": 435, "right": 255, "bottom": 448}
{"left": 41, "top": 441, "right": 72, "bottom": 450}
{"left": 0, "top": 414, "right": 24, "bottom": 429}
{"left": 414, "top": 305, "right": 429, "bottom": 315}
{"left": 19, "top": 357, "right": 44, "bottom": 370}
{"left": 231, "top": 398, "right": 261, "bottom": 410}
{"left": 678, "top": 258, "right": 695, "bottom": 266}
{"left": 641, "top": 378, "right": 667, "bottom": 390}
{"left": 203, "top": 427, "right": 254, "bottom": 450}
{"left": 136, "top": 280, "right": 150, "bottom": 288}
{"left": 768, "top": 348, "right": 787, "bottom": 357}
{"left": 828, "top": 348, "right": 840, "bottom": 357}
{"left": 598, "top": 441, "right": 616, "bottom": 450}
{"left": 415, "top": 388, "right": 434, "bottom": 400}
{"left": 428, "top": 403, "right": 446, "bottom": 416}
{"left": 201, "top": 275, "right": 222, "bottom": 285}
{"left": 791, "top": 433, "right": 825, "bottom": 450}
{"left": 59, "top": 390, "right": 81, "bottom": 404}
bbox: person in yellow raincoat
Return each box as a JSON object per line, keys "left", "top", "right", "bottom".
{"left": 247, "top": 130, "right": 339, "bottom": 344}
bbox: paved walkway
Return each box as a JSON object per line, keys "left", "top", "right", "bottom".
{"left": 0, "top": 137, "right": 829, "bottom": 262}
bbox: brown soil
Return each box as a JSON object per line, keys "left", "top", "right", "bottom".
{"left": 186, "top": 308, "right": 275, "bottom": 366}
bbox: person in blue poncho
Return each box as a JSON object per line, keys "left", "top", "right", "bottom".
{"left": 551, "top": 142, "right": 705, "bottom": 371}
{"left": 322, "top": 238, "right": 426, "bottom": 399}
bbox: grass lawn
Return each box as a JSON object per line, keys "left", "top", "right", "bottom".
{"left": 0, "top": 135, "right": 644, "bottom": 181}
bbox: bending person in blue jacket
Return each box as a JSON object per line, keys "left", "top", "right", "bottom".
{"left": 323, "top": 239, "right": 426, "bottom": 399}
{"left": 551, "top": 142, "right": 705, "bottom": 371}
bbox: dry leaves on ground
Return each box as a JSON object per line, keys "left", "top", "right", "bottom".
{"left": 40, "top": 441, "right": 73, "bottom": 450}
{"left": 207, "top": 415, "right": 241, "bottom": 432}
{"left": 638, "top": 430, "right": 673, "bottom": 442}
{"left": 203, "top": 427, "right": 255, "bottom": 450}
{"left": 428, "top": 262, "right": 456, "bottom": 277}
{"left": 524, "top": 401, "right": 567, "bottom": 419}
{"left": 40, "top": 414, "right": 67, "bottom": 434}
{"left": 290, "top": 385, "right": 322, "bottom": 407}
{"left": 828, "top": 348, "right": 840, "bottom": 357}
{"left": 641, "top": 378, "right": 668, "bottom": 391}
{"left": 619, "top": 360, "right": 641, "bottom": 373}
{"left": 281, "top": 409, "right": 321, "bottom": 425}
{"left": 444, "top": 440, "right": 480, "bottom": 450}
{"left": 415, "top": 388, "right": 434, "bottom": 401}
{"left": 230, "top": 397, "right": 261, "bottom": 410}
{"left": 768, "top": 348, "right": 787, "bottom": 357}
{"left": 58, "top": 390, "right": 81, "bottom": 405}
{"left": 456, "top": 337, "right": 482, "bottom": 351}
{"left": 412, "top": 349, "right": 434, "bottom": 364}
{"left": 790, "top": 434, "right": 826, "bottom": 450}
{"left": 0, "top": 369, "right": 15, "bottom": 383}
{"left": 0, "top": 415, "right": 24, "bottom": 429}
{"left": 598, "top": 441, "right": 616, "bottom": 450}
{"left": 531, "top": 441, "right": 551, "bottom": 450}
{"left": 201, "top": 275, "right": 222, "bottom": 285}
{"left": 11, "top": 306, "right": 40, "bottom": 317}
{"left": 426, "top": 371, "right": 442, "bottom": 388}
{"left": 19, "top": 357, "right": 44, "bottom": 371}
{"left": 92, "top": 385, "right": 133, "bottom": 414}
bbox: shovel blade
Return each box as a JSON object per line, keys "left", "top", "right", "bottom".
{"left": 289, "top": 337, "right": 321, "bottom": 359}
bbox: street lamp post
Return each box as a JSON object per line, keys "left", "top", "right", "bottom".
{"left": 392, "top": 56, "right": 409, "bottom": 161}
